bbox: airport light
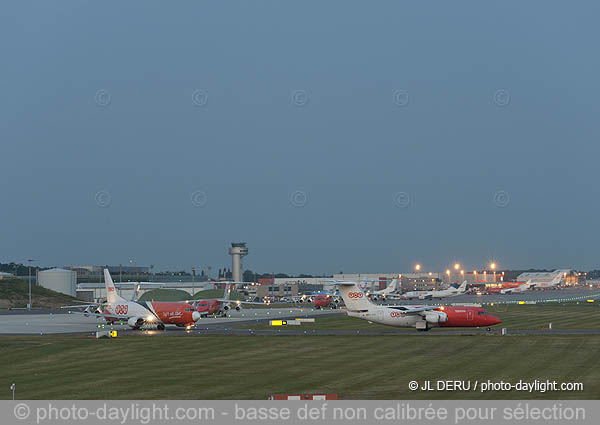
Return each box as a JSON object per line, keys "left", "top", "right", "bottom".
{"left": 27, "top": 259, "right": 34, "bottom": 310}
{"left": 415, "top": 264, "right": 421, "bottom": 271}
{"left": 454, "top": 263, "right": 460, "bottom": 270}
{"left": 10, "top": 383, "right": 15, "bottom": 400}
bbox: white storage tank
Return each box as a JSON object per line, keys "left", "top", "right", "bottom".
{"left": 38, "top": 268, "right": 76, "bottom": 296}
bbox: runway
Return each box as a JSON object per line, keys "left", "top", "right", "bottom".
{"left": 0, "top": 307, "right": 342, "bottom": 335}
{"left": 2, "top": 287, "right": 599, "bottom": 335}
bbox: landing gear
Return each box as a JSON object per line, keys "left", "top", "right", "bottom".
{"left": 157, "top": 324, "right": 165, "bottom": 331}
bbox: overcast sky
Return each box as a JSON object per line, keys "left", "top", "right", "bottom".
{"left": 2, "top": 1, "right": 599, "bottom": 274}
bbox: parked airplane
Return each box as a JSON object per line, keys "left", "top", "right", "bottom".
{"left": 500, "top": 280, "right": 536, "bottom": 295}
{"left": 485, "top": 282, "right": 524, "bottom": 294}
{"left": 402, "top": 281, "right": 468, "bottom": 300}
{"left": 531, "top": 273, "right": 563, "bottom": 289}
{"left": 291, "top": 289, "right": 339, "bottom": 304}
{"left": 312, "top": 293, "right": 340, "bottom": 309}
{"left": 336, "top": 281, "right": 501, "bottom": 331}
{"left": 367, "top": 279, "right": 399, "bottom": 300}
{"left": 190, "top": 282, "right": 268, "bottom": 316}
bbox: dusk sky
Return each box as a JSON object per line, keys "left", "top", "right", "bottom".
{"left": 2, "top": 1, "right": 599, "bottom": 274}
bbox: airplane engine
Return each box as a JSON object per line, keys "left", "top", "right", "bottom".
{"left": 127, "top": 316, "right": 145, "bottom": 329}
{"left": 424, "top": 311, "right": 448, "bottom": 324}
{"left": 192, "top": 311, "right": 202, "bottom": 322}
{"left": 235, "top": 305, "right": 242, "bottom": 311}
{"left": 223, "top": 305, "right": 230, "bottom": 310}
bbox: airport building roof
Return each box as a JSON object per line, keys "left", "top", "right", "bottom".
{"left": 516, "top": 269, "right": 572, "bottom": 281}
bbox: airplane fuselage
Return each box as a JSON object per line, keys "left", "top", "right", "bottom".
{"left": 347, "top": 305, "right": 501, "bottom": 329}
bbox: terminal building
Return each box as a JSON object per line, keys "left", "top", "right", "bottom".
{"left": 239, "top": 280, "right": 299, "bottom": 300}
{"left": 333, "top": 273, "right": 443, "bottom": 291}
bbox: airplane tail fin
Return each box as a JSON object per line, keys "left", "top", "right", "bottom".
{"left": 131, "top": 284, "right": 141, "bottom": 302}
{"left": 336, "top": 281, "right": 373, "bottom": 311}
{"left": 223, "top": 283, "right": 232, "bottom": 301}
{"left": 388, "top": 278, "right": 398, "bottom": 293}
{"left": 104, "top": 269, "right": 126, "bottom": 304}
{"left": 458, "top": 280, "right": 468, "bottom": 292}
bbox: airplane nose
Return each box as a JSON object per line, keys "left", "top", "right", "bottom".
{"left": 192, "top": 311, "right": 201, "bottom": 322}
{"left": 490, "top": 316, "right": 502, "bottom": 325}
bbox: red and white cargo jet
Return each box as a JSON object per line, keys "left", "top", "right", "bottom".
{"left": 336, "top": 281, "right": 501, "bottom": 332}
{"left": 63, "top": 269, "right": 265, "bottom": 330}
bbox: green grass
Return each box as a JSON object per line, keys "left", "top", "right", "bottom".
{"left": 238, "top": 303, "right": 600, "bottom": 331}
{"left": 487, "top": 302, "right": 600, "bottom": 329}
{"left": 0, "top": 334, "right": 598, "bottom": 399}
{"left": 188, "top": 289, "right": 245, "bottom": 301}
{"left": 139, "top": 288, "right": 192, "bottom": 301}
{"left": 0, "top": 279, "right": 80, "bottom": 309}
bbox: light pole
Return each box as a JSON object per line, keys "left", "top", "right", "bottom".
{"left": 27, "top": 259, "right": 34, "bottom": 310}
{"left": 129, "top": 258, "right": 136, "bottom": 283}
{"left": 191, "top": 267, "right": 196, "bottom": 297}
{"left": 491, "top": 262, "right": 497, "bottom": 282}
{"left": 10, "top": 383, "right": 15, "bottom": 400}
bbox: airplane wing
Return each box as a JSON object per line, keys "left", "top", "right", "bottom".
{"left": 60, "top": 303, "right": 101, "bottom": 309}
{"left": 211, "top": 299, "right": 272, "bottom": 305}
{"left": 187, "top": 298, "right": 272, "bottom": 305}
{"left": 389, "top": 305, "right": 439, "bottom": 314}
{"left": 66, "top": 310, "right": 130, "bottom": 320}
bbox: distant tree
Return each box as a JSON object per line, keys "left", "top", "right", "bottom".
{"left": 243, "top": 270, "right": 255, "bottom": 281}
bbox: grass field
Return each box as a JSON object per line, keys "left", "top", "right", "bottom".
{"left": 138, "top": 288, "right": 192, "bottom": 301}
{"left": 0, "top": 279, "right": 79, "bottom": 309}
{"left": 0, "top": 333, "right": 599, "bottom": 400}
{"left": 237, "top": 303, "right": 600, "bottom": 331}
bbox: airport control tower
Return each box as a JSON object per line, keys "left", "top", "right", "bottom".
{"left": 229, "top": 242, "right": 248, "bottom": 282}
